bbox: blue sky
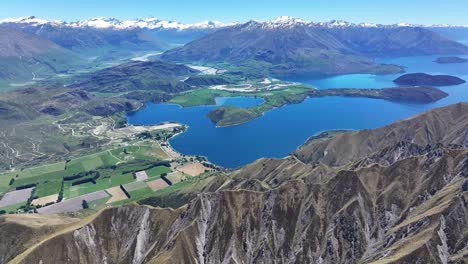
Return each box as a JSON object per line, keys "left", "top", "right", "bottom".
{"left": 1, "top": 0, "right": 467, "bottom": 25}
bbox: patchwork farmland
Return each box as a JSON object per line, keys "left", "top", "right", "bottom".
{"left": 0, "top": 131, "right": 223, "bottom": 214}
{"left": 37, "top": 191, "right": 109, "bottom": 214}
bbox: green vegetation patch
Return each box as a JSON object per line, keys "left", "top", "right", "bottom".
{"left": 146, "top": 166, "right": 171, "bottom": 178}
{"left": 127, "top": 187, "right": 154, "bottom": 200}
{"left": 170, "top": 89, "right": 235, "bottom": 107}
{"left": 207, "top": 106, "right": 259, "bottom": 127}
{"left": 0, "top": 142, "right": 170, "bottom": 200}
{"left": 34, "top": 180, "right": 63, "bottom": 197}
{"left": 123, "top": 181, "right": 148, "bottom": 192}
{"left": 203, "top": 86, "right": 312, "bottom": 126}
{"left": 86, "top": 197, "right": 110, "bottom": 211}
{"left": 0, "top": 202, "right": 28, "bottom": 213}
{"left": 3, "top": 162, "right": 65, "bottom": 180}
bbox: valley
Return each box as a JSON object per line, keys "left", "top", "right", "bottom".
{"left": 0, "top": 12, "right": 467, "bottom": 264}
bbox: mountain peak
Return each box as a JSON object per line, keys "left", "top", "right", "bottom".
{"left": 0, "top": 16, "right": 234, "bottom": 31}
{"left": 0, "top": 16, "right": 64, "bottom": 26}
{"left": 263, "top": 16, "right": 309, "bottom": 28}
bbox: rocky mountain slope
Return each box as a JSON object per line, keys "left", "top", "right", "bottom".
{"left": 2, "top": 103, "right": 467, "bottom": 264}
{"left": 162, "top": 17, "right": 468, "bottom": 76}
{"left": 0, "top": 16, "right": 231, "bottom": 55}
{"left": 70, "top": 60, "right": 198, "bottom": 93}
{"left": 0, "top": 27, "right": 83, "bottom": 81}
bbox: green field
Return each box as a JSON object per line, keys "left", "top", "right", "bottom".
{"left": 34, "top": 180, "right": 63, "bottom": 197}
{"left": 146, "top": 166, "right": 171, "bottom": 178}
{"left": 0, "top": 202, "right": 28, "bottom": 213}
{"left": 0, "top": 173, "right": 11, "bottom": 194}
{"left": 170, "top": 89, "right": 235, "bottom": 107}
{"left": 128, "top": 186, "right": 154, "bottom": 199}
{"left": 0, "top": 143, "right": 171, "bottom": 201}
{"left": 111, "top": 186, "right": 154, "bottom": 206}
{"left": 86, "top": 197, "right": 110, "bottom": 210}
{"left": 173, "top": 86, "right": 312, "bottom": 126}
{"left": 170, "top": 85, "right": 312, "bottom": 108}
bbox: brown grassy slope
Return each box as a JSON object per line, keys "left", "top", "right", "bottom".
{"left": 294, "top": 102, "right": 468, "bottom": 166}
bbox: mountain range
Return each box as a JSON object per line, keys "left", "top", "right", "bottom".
{"left": 1, "top": 15, "right": 468, "bottom": 82}
{"left": 162, "top": 16, "right": 468, "bottom": 76}
{"left": 1, "top": 103, "right": 467, "bottom": 264}
{"left": 3, "top": 16, "right": 468, "bottom": 31}
{"left": 0, "top": 27, "right": 84, "bottom": 81}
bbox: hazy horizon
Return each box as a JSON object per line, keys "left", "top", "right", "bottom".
{"left": 1, "top": 0, "right": 467, "bottom": 25}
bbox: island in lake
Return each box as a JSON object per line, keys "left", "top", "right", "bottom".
{"left": 207, "top": 86, "right": 448, "bottom": 127}
{"left": 434, "top": 56, "right": 468, "bottom": 64}
{"left": 394, "top": 73, "right": 466, "bottom": 86}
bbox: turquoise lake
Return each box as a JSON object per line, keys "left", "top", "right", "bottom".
{"left": 127, "top": 55, "right": 468, "bottom": 168}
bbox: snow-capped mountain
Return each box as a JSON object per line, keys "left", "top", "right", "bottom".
{"left": 0, "top": 16, "right": 235, "bottom": 31}
{"left": 242, "top": 16, "right": 468, "bottom": 30}
{"left": 0, "top": 16, "right": 65, "bottom": 26}
{"left": 1, "top": 16, "right": 467, "bottom": 31}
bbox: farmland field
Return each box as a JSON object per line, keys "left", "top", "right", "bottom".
{"left": 0, "top": 202, "right": 28, "bottom": 213}
{"left": 166, "top": 172, "right": 184, "bottom": 184}
{"left": 37, "top": 191, "right": 109, "bottom": 214}
{"left": 105, "top": 186, "right": 128, "bottom": 204}
{"left": 34, "top": 180, "right": 62, "bottom": 197}
{"left": 123, "top": 181, "right": 148, "bottom": 192}
{"left": 128, "top": 187, "right": 153, "bottom": 199}
{"left": 11, "top": 161, "right": 66, "bottom": 179}
{"left": 177, "top": 163, "right": 210, "bottom": 176}
{"left": 31, "top": 194, "right": 59, "bottom": 206}
{"left": 146, "top": 179, "right": 170, "bottom": 191}
{"left": 0, "top": 187, "right": 34, "bottom": 207}
{"left": 0, "top": 142, "right": 171, "bottom": 198}
{"left": 146, "top": 166, "right": 171, "bottom": 178}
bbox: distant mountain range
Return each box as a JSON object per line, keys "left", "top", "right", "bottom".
{"left": 2, "top": 15, "right": 468, "bottom": 31}
{"left": 0, "top": 16, "right": 233, "bottom": 31}
{"left": 0, "top": 17, "right": 233, "bottom": 78}
{"left": 0, "top": 27, "right": 83, "bottom": 81}
{"left": 1, "top": 16, "right": 468, "bottom": 81}
{"left": 162, "top": 16, "right": 468, "bottom": 76}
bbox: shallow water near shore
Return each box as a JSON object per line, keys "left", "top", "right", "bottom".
{"left": 127, "top": 55, "right": 468, "bottom": 168}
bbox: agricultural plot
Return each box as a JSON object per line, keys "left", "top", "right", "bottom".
{"left": 34, "top": 180, "right": 62, "bottom": 197}
{"left": 31, "top": 194, "right": 59, "bottom": 206}
{"left": 177, "top": 163, "right": 210, "bottom": 176}
{"left": 127, "top": 186, "right": 154, "bottom": 200}
{"left": 0, "top": 139, "right": 177, "bottom": 213}
{"left": 110, "top": 173, "right": 134, "bottom": 186}
{"left": 0, "top": 174, "right": 11, "bottom": 194}
{"left": 37, "top": 191, "right": 109, "bottom": 214}
{"left": 0, "top": 187, "right": 34, "bottom": 207}
{"left": 65, "top": 153, "right": 107, "bottom": 172}
{"left": 11, "top": 162, "right": 65, "bottom": 179}
{"left": 64, "top": 177, "right": 111, "bottom": 199}
{"left": 0, "top": 202, "right": 27, "bottom": 213}
{"left": 134, "top": 171, "right": 148, "bottom": 181}
{"left": 146, "top": 165, "right": 171, "bottom": 178}
{"left": 86, "top": 197, "right": 110, "bottom": 210}
{"left": 122, "top": 181, "right": 148, "bottom": 192}
{"left": 105, "top": 186, "right": 128, "bottom": 204}
{"left": 109, "top": 144, "right": 169, "bottom": 161}
{"left": 166, "top": 172, "right": 184, "bottom": 184}
{"left": 146, "top": 179, "right": 170, "bottom": 192}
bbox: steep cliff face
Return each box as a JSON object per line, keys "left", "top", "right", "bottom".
{"left": 3, "top": 103, "right": 468, "bottom": 264}
{"left": 12, "top": 147, "right": 468, "bottom": 264}
{"left": 294, "top": 103, "right": 468, "bottom": 167}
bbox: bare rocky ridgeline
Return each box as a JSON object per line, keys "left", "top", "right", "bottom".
{"left": 2, "top": 103, "right": 468, "bottom": 264}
